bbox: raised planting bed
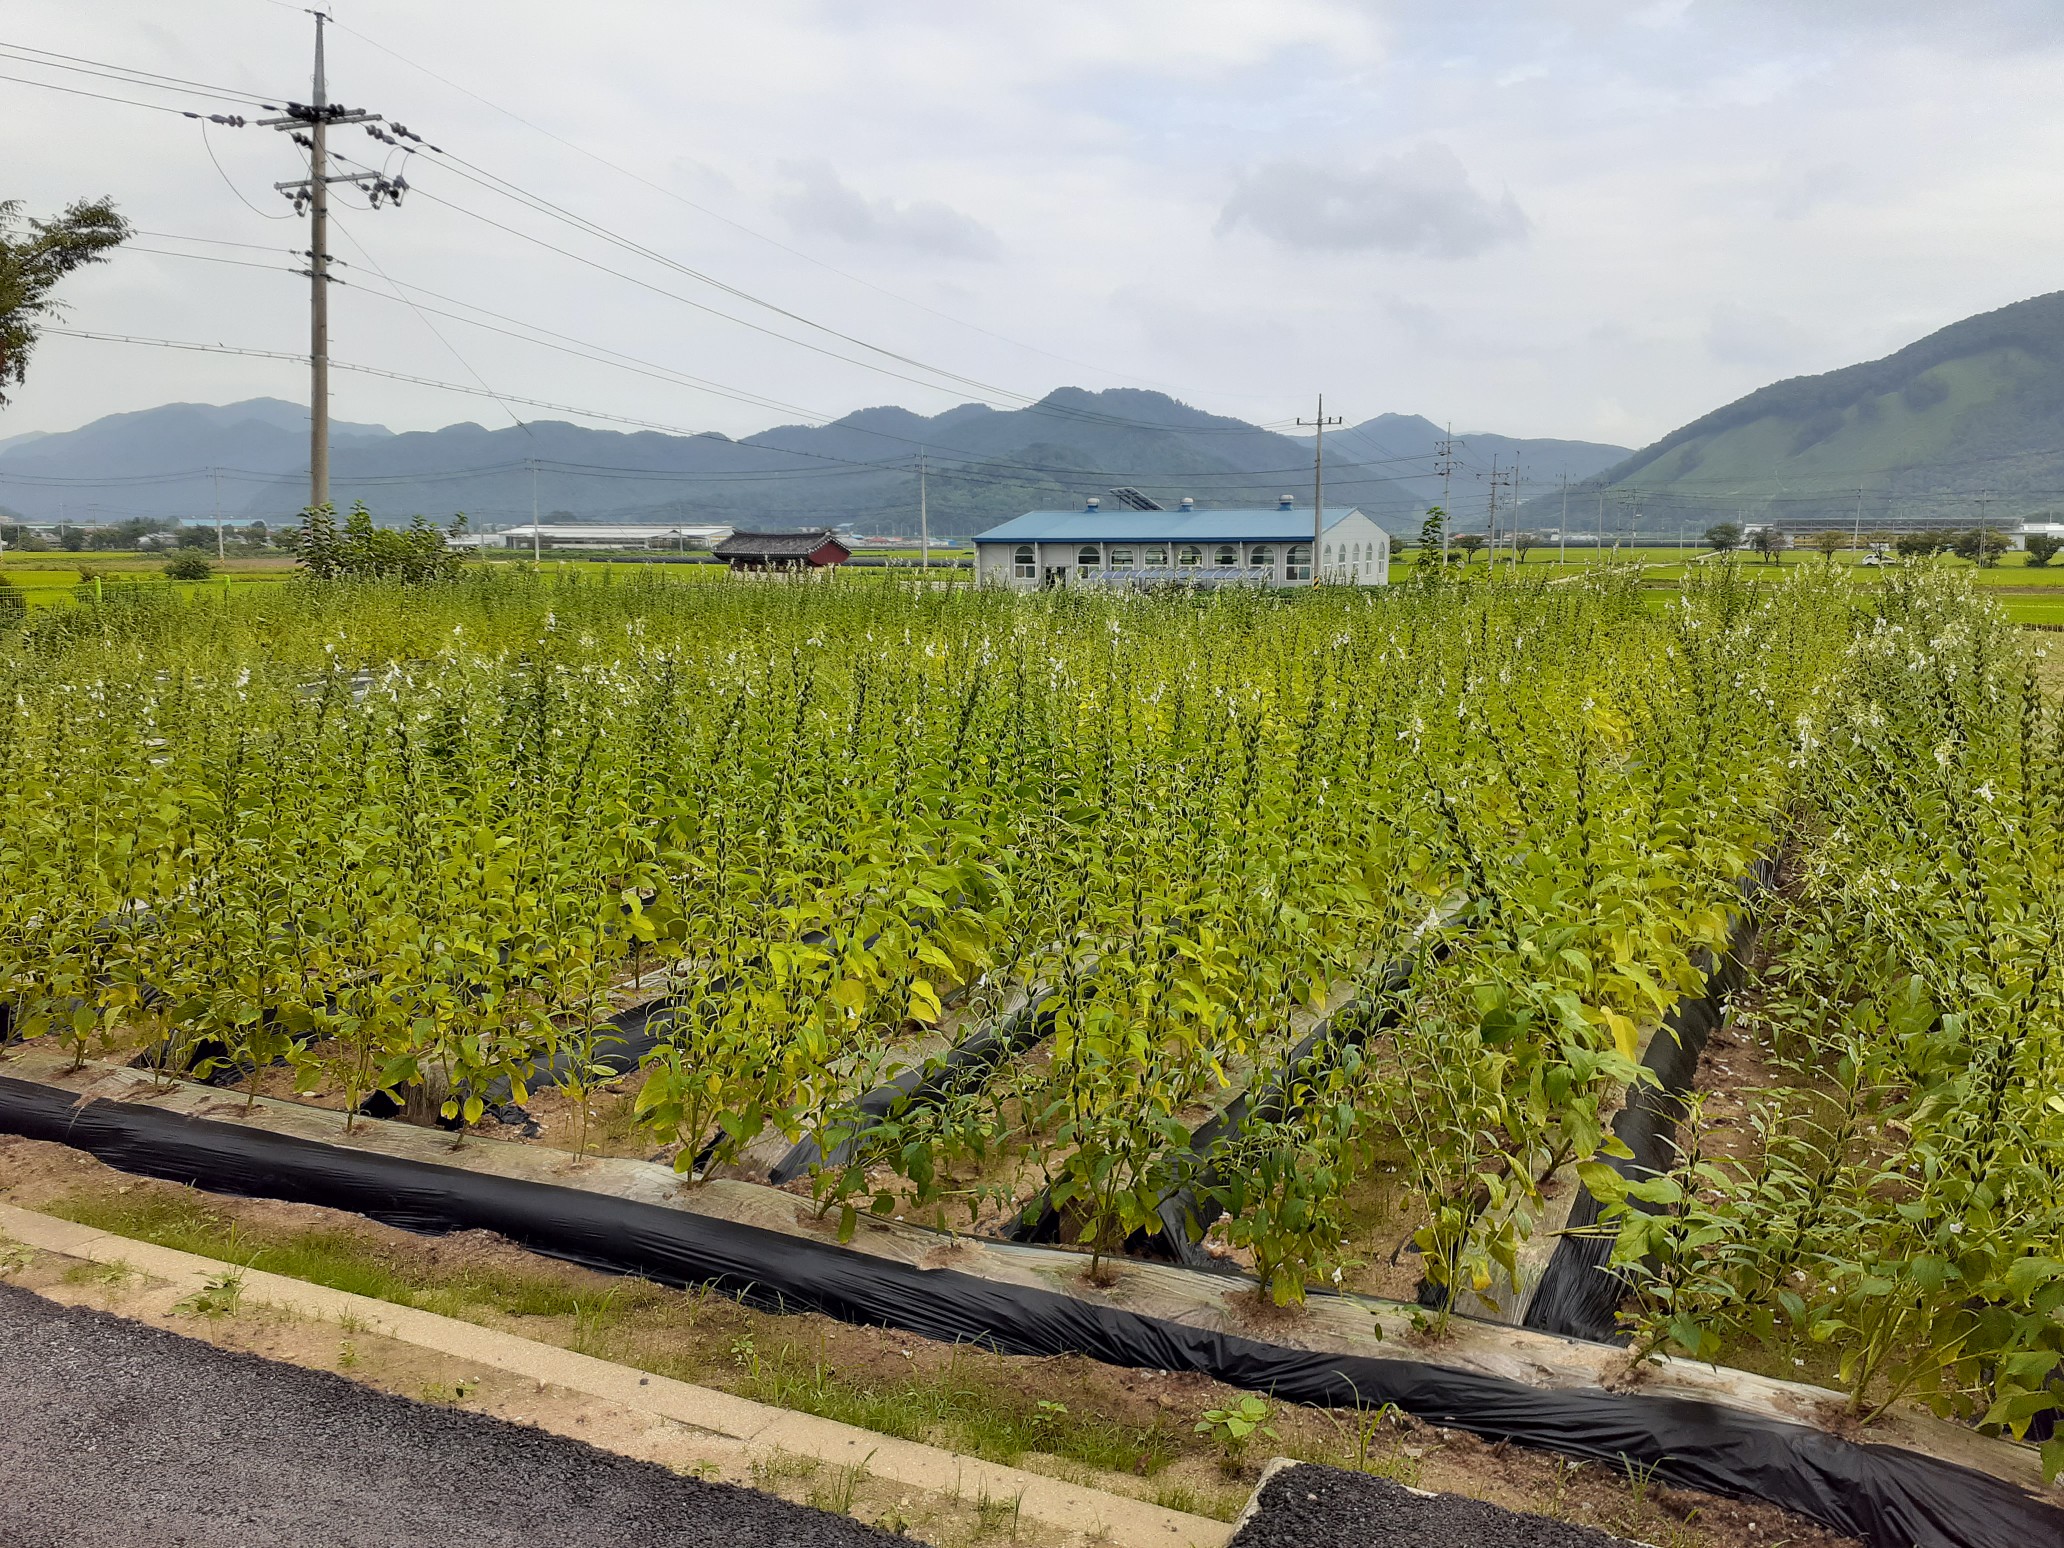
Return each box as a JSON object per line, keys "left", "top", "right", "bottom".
{"left": 2, "top": 1045, "right": 2058, "bottom": 1548}
{"left": 1, "top": 569, "right": 1828, "bottom": 1316}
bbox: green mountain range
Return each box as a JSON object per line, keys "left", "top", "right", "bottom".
{"left": 1530, "top": 291, "right": 2064, "bottom": 534}
{"left": 0, "top": 390, "right": 1626, "bottom": 537}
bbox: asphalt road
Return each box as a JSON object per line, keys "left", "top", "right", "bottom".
{"left": 0, "top": 1284, "right": 896, "bottom": 1548}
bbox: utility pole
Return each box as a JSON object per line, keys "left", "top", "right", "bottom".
{"left": 1560, "top": 472, "right": 1569, "bottom": 567}
{"left": 213, "top": 466, "right": 224, "bottom": 560}
{"left": 530, "top": 458, "right": 541, "bottom": 562}
{"left": 262, "top": 12, "right": 406, "bottom": 512}
{"left": 918, "top": 448, "right": 929, "bottom": 572}
{"left": 1853, "top": 487, "right": 1864, "bottom": 563}
{"left": 1511, "top": 466, "right": 1523, "bottom": 569}
{"left": 1482, "top": 458, "right": 1515, "bottom": 567}
{"left": 1485, "top": 454, "right": 1498, "bottom": 561}
{"left": 1434, "top": 424, "right": 1459, "bottom": 565}
{"left": 1297, "top": 394, "right": 1342, "bottom": 583}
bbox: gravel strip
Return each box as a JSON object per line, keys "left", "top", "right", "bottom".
{"left": 0, "top": 1283, "right": 896, "bottom": 1548}
{"left": 1229, "top": 1461, "right": 1638, "bottom": 1548}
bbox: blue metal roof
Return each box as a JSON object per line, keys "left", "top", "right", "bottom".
{"left": 973, "top": 507, "right": 1366, "bottom": 544}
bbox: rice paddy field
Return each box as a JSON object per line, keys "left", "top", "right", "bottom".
{"left": 0, "top": 558, "right": 2058, "bottom": 1474}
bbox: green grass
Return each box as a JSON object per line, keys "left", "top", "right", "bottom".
{"left": 1395, "top": 547, "right": 2064, "bottom": 591}
{"left": 1996, "top": 596, "right": 2064, "bottom": 625}
{"left": 44, "top": 1186, "right": 1196, "bottom": 1492}
{"left": 1, "top": 552, "right": 300, "bottom": 608}
{"left": 735, "top": 1340, "right": 1182, "bottom": 1479}
{"left": 45, "top": 1190, "right": 599, "bottom": 1315}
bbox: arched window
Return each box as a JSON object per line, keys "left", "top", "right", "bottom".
{"left": 1214, "top": 544, "right": 1237, "bottom": 567}
{"left": 1351, "top": 542, "right": 1361, "bottom": 564}
{"left": 1323, "top": 543, "right": 1333, "bottom": 563}
{"left": 1012, "top": 544, "right": 1035, "bottom": 580}
{"left": 1109, "top": 547, "right": 1134, "bottom": 567}
{"left": 1077, "top": 544, "right": 1101, "bottom": 568}
{"left": 1177, "top": 545, "right": 1202, "bottom": 568}
{"left": 1286, "top": 543, "right": 1312, "bottom": 581}
{"left": 1250, "top": 545, "right": 1274, "bottom": 570}
{"left": 1144, "top": 545, "right": 1169, "bottom": 567}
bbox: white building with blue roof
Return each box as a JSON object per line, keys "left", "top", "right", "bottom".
{"left": 971, "top": 495, "right": 1389, "bottom": 590}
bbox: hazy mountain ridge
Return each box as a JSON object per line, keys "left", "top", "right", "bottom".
{"left": 0, "top": 388, "right": 1628, "bottom": 536}
{"left": 1326, "top": 413, "right": 1631, "bottom": 511}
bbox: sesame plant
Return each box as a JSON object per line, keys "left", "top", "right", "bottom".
{"left": 1587, "top": 569, "right": 2064, "bottom": 1477}
{"left": 0, "top": 556, "right": 1885, "bottom": 1334}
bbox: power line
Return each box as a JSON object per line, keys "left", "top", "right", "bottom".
{"left": 326, "top": 259, "right": 836, "bottom": 422}
{"left": 329, "top": 212, "right": 531, "bottom": 437}
{"left": 199, "top": 121, "right": 298, "bottom": 220}
{"left": 133, "top": 230, "right": 299, "bottom": 251}
{"left": 23, "top": 43, "right": 1312, "bottom": 447}
{"left": 0, "top": 70, "right": 237, "bottom": 116}
{"left": 0, "top": 43, "right": 277, "bottom": 107}
{"left": 123, "top": 243, "right": 297, "bottom": 274}
{"left": 364, "top": 143, "right": 1299, "bottom": 439}
{"left": 322, "top": 12, "right": 1247, "bottom": 405}
{"left": 0, "top": 458, "right": 899, "bottom": 488}
{"left": 38, "top": 327, "right": 847, "bottom": 441}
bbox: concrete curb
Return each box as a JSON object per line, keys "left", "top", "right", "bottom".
{"left": 0, "top": 1201, "right": 1228, "bottom": 1547}
{"left": 1224, "top": 1455, "right": 1300, "bottom": 1541}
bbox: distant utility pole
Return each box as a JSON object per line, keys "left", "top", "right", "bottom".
{"left": 262, "top": 12, "right": 407, "bottom": 512}
{"left": 1511, "top": 466, "right": 1523, "bottom": 569}
{"left": 530, "top": 458, "right": 541, "bottom": 562}
{"left": 1484, "top": 454, "right": 1498, "bottom": 560}
{"left": 1434, "top": 424, "right": 1460, "bottom": 564}
{"left": 1482, "top": 457, "right": 1515, "bottom": 565}
{"left": 213, "top": 466, "right": 224, "bottom": 559}
{"left": 1297, "top": 394, "right": 1342, "bottom": 583}
{"left": 918, "top": 448, "right": 929, "bottom": 572}
{"left": 1560, "top": 473, "right": 1569, "bottom": 567}
{"left": 1853, "top": 487, "right": 1864, "bottom": 559}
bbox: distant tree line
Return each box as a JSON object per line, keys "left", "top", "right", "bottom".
{"left": 1701, "top": 520, "right": 2052, "bottom": 567}
{"left": 2, "top": 517, "right": 294, "bottom": 554}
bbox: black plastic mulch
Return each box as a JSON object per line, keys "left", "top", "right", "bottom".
{"left": 4, "top": 1072, "right": 2058, "bottom": 1548}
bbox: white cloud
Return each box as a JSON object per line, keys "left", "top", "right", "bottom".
{"left": 777, "top": 162, "right": 1000, "bottom": 260}
{"left": 1217, "top": 145, "right": 1530, "bottom": 258}
{"left": 3, "top": 0, "right": 2064, "bottom": 456}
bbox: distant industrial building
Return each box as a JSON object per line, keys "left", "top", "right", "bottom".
{"left": 466, "top": 523, "right": 732, "bottom": 551}
{"left": 712, "top": 528, "right": 853, "bottom": 571}
{"left": 971, "top": 496, "right": 1389, "bottom": 589}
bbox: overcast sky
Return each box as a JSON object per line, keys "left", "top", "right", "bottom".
{"left": 7, "top": 0, "right": 2064, "bottom": 449}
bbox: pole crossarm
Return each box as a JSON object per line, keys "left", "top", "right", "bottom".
{"left": 274, "top": 170, "right": 382, "bottom": 192}
{"left": 257, "top": 106, "right": 382, "bottom": 128}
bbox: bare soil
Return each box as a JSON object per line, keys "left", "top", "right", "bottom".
{"left": 0, "top": 1133, "right": 1857, "bottom": 1548}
